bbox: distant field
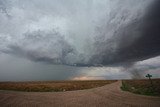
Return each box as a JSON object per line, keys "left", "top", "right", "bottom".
{"left": 121, "top": 79, "right": 160, "bottom": 96}
{"left": 0, "top": 80, "right": 117, "bottom": 92}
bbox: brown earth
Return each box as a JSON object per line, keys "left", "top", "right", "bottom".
{"left": 0, "top": 80, "right": 116, "bottom": 92}
{"left": 0, "top": 81, "right": 160, "bottom": 107}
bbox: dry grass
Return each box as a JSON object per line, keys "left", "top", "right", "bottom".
{"left": 121, "top": 79, "right": 160, "bottom": 96}
{"left": 0, "top": 80, "right": 117, "bottom": 92}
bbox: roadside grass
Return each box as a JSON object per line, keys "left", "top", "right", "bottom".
{"left": 0, "top": 80, "right": 117, "bottom": 92}
{"left": 121, "top": 79, "right": 160, "bottom": 97}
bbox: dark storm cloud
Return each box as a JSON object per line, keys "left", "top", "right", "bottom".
{"left": 1, "top": 0, "right": 160, "bottom": 81}
{"left": 0, "top": 0, "right": 159, "bottom": 67}
{"left": 90, "top": 0, "right": 160, "bottom": 66}
{"left": 119, "top": 0, "right": 160, "bottom": 62}
{"left": 1, "top": 30, "right": 77, "bottom": 65}
{"left": 2, "top": 45, "right": 55, "bottom": 63}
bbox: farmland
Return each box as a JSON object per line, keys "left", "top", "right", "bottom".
{"left": 121, "top": 79, "right": 160, "bottom": 96}
{"left": 0, "top": 80, "right": 116, "bottom": 92}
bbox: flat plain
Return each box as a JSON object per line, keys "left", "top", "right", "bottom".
{"left": 0, "top": 80, "right": 160, "bottom": 107}
{"left": 0, "top": 80, "right": 116, "bottom": 92}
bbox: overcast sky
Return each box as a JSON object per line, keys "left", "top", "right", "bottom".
{"left": 0, "top": 0, "right": 160, "bottom": 81}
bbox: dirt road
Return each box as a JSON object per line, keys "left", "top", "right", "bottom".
{"left": 0, "top": 81, "right": 160, "bottom": 107}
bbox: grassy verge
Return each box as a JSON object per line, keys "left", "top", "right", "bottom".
{"left": 0, "top": 80, "right": 117, "bottom": 92}
{"left": 121, "top": 79, "right": 160, "bottom": 97}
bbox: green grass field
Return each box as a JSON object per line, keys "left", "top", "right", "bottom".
{"left": 121, "top": 79, "right": 160, "bottom": 96}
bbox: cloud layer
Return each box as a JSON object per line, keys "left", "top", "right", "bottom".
{"left": 1, "top": 0, "right": 160, "bottom": 66}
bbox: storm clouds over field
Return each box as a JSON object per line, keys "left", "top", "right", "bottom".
{"left": 0, "top": 0, "right": 160, "bottom": 81}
